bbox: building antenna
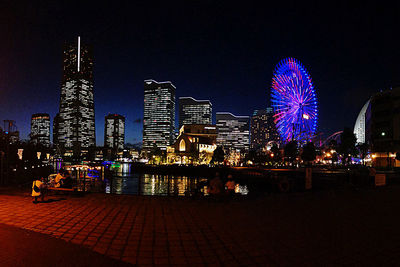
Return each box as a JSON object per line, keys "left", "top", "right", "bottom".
{"left": 77, "top": 36, "right": 81, "bottom": 72}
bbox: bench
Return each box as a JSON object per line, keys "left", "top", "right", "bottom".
{"left": 47, "top": 187, "right": 76, "bottom": 195}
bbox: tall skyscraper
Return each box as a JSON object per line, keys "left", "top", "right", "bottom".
{"left": 104, "top": 114, "right": 125, "bottom": 151}
{"left": 354, "top": 99, "right": 370, "bottom": 144}
{"left": 250, "top": 108, "right": 280, "bottom": 150}
{"left": 143, "top": 79, "right": 176, "bottom": 153}
{"left": 53, "top": 113, "right": 60, "bottom": 145}
{"left": 216, "top": 112, "right": 250, "bottom": 151}
{"left": 30, "top": 113, "right": 50, "bottom": 147}
{"left": 57, "top": 36, "right": 95, "bottom": 154}
{"left": 179, "top": 97, "right": 212, "bottom": 128}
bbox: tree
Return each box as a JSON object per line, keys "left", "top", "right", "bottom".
{"left": 357, "top": 143, "right": 369, "bottom": 165}
{"left": 211, "top": 146, "right": 225, "bottom": 164}
{"left": 396, "top": 152, "right": 400, "bottom": 161}
{"left": 284, "top": 141, "right": 298, "bottom": 163}
{"left": 198, "top": 151, "right": 210, "bottom": 165}
{"left": 270, "top": 144, "right": 281, "bottom": 162}
{"left": 245, "top": 150, "right": 257, "bottom": 164}
{"left": 301, "top": 142, "right": 316, "bottom": 163}
{"left": 189, "top": 150, "right": 199, "bottom": 164}
{"left": 339, "top": 127, "right": 357, "bottom": 165}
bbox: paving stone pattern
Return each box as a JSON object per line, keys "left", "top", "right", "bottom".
{"left": 1, "top": 186, "right": 400, "bottom": 266}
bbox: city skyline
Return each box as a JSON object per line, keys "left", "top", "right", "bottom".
{"left": 0, "top": 2, "right": 398, "bottom": 145}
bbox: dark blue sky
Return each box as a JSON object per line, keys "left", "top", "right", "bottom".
{"left": 0, "top": 1, "right": 398, "bottom": 145}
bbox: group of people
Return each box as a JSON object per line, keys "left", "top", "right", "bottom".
{"left": 53, "top": 169, "right": 72, "bottom": 189}
{"left": 208, "top": 172, "right": 236, "bottom": 197}
{"left": 31, "top": 169, "right": 72, "bottom": 203}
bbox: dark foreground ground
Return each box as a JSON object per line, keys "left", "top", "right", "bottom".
{"left": 1, "top": 185, "right": 400, "bottom": 266}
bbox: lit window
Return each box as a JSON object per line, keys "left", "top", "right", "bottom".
{"left": 179, "top": 139, "right": 186, "bottom": 152}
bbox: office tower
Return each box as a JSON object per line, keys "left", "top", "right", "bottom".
{"left": 216, "top": 112, "right": 250, "bottom": 151}
{"left": 2, "top": 120, "right": 19, "bottom": 144}
{"left": 143, "top": 79, "right": 176, "bottom": 153}
{"left": 354, "top": 99, "right": 370, "bottom": 144}
{"left": 57, "top": 36, "right": 95, "bottom": 153}
{"left": 30, "top": 113, "right": 50, "bottom": 147}
{"left": 104, "top": 114, "right": 125, "bottom": 151}
{"left": 53, "top": 113, "right": 60, "bottom": 145}
{"left": 179, "top": 97, "right": 212, "bottom": 128}
{"left": 250, "top": 108, "right": 280, "bottom": 150}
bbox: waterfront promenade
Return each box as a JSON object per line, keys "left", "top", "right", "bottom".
{"left": 1, "top": 185, "right": 400, "bottom": 266}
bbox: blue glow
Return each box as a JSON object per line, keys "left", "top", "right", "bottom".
{"left": 270, "top": 58, "right": 318, "bottom": 143}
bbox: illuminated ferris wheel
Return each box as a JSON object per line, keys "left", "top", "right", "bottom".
{"left": 270, "top": 58, "right": 318, "bottom": 143}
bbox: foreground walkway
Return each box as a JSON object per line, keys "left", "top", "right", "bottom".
{"left": 0, "top": 223, "right": 131, "bottom": 266}
{"left": 1, "top": 186, "right": 400, "bottom": 266}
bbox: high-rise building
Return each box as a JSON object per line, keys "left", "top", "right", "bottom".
{"left": 104, "top": 114, "right": 125, "bottom": 151}
{"left": 250, "top": 108, "right": 280, "bottom": 150}
{"left": 143, "top": 79, "right": 176, "bottom": 153}
{"left": 354, "top": 99, "right": 370, "bottom": 144}
{"left": 57, "top": 36, "right": 95, "bottom": 154}
{"left": 2, "top": 120, "right": 19, "bottom": 144}
{"left": 216, "top": 112, "right": 250, "bottom": 151}
{"left": 364, "top": 87, "right": 400, "bottom": 167}
{"left": 30, "top": 113, "right": 50, "bottom": 147}
{"left": 179, "top": 97, "right": 212, "bottom": 128}
{"left": 53, "top": 113, "right": 60, "bottom": 145}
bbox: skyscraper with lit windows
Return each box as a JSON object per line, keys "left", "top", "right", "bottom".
{"left": 216, "top": 112, "right": 250, "bottom": 151}
{"left": 250, "top": 108, "right": 280, "bottom": 150}
{"left": 57, "top": 36, "right": 95, "bottom": 154}
{"left": 104, "top": 114, "right": 125, "bottom": 151}
{"left": 179, "top": 97, "right": 212, "bottom": 128}
{"left": 143, "top": 80, "right": 176, "bottom": 153}
{"left": 30, "top": 113, "right": 50, "bottom": 147}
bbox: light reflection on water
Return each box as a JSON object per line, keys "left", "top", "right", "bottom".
{"left": 105, "top": 163, "right": 249, "bottom": 196}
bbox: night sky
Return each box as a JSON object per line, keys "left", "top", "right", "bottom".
{"left": 1, "top": 1, "right": 399, "bottom": 145}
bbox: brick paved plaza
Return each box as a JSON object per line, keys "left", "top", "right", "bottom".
{"left": 1, "top": 185, "right": 400, "bottom": 266}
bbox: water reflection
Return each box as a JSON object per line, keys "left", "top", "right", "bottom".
{"left": 106, "top": 163, "right": 249, "bottom": 196}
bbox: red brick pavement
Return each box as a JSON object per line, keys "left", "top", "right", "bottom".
{"left": 0, "top": 222, "right": 132, "bottom": 267}
{"left": 1, "top": 186, "right": 400, "bottom": 266}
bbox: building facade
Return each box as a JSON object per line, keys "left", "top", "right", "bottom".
{"left": 167, "top": 124, "right": 217, "bottom": 164}
{"left": 143, "top": 79, "right": 176, "bottom": 153}
{"left": 57, "top": 36, "right": 95, "bottom": 154}
{"left": 250, "top": 108, "right": 280, "bottom": 150}
{"left": 354, "top": 99, "right": 370, "bottom": 144}
{"left": 30, "top": 113, "right": 50, "bottom": 147}
{"left": 104, "top": 114, "right": 125, "bottom": 151}
{"left": 366, "top": 87, "right": 400, "bottom": 152}
{"left": 216, "top": 112, "right": 250, "bottom": 152}
{"left": 179, "top": 97, "right": 212, "bottom": 128}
